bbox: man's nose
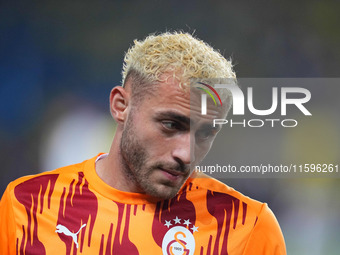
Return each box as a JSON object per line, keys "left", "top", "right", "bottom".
{"left": 171, "top": 133, "right": 194, "bottom": 165}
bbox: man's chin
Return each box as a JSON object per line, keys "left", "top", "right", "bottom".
{"left": 140, "top": 171, "right": 190, "bottom": 200}
{"left": 145, "top": 183, "right": 183, "bottom": 200}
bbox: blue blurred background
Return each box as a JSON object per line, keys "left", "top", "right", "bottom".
{"left": 1, "top": 1, "right": 340, "bottom": 254}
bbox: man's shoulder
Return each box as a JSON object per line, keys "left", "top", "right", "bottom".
{"left": 5, "top": 156, "right": 94, "bottom": 195}
{"left": 188, "top": 172, "right": 264, "bottom": 212}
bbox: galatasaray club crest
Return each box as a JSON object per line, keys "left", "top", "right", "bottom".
{"left": 162, "top": 216, "right": 197, "bottom": 255}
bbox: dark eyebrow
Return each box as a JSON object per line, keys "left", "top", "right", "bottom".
{"left": 154, "top": 111, "right": 190, "bottom": 126}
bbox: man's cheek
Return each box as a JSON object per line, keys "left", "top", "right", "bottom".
{"left": 193, "top": 147, "right": 209, "bottom": 165}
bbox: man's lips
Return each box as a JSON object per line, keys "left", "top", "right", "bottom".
{"left": 159, "top": 167, "right": 186, "bottom": 181}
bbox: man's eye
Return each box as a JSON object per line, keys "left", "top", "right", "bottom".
{"left": 162, "top": 121, "right": 178, "bottom": 130}
{"left": 196, "top": 128, "right": 218, "bottom": 140}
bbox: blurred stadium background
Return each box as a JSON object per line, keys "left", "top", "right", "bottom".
{"left": 1, "top": 1, "right": 340, "bottom": 254}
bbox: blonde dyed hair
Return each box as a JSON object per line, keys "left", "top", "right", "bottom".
{"left": 122, "top": 32, "right": 236, "bottom": 89}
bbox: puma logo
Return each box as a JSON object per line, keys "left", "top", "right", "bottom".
{"left": 55, "top": 223, "right": 86, "bottom": 248}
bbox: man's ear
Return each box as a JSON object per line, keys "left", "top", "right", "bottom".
{"left": 109, "top": 86, "right": 129, "bottom": 123}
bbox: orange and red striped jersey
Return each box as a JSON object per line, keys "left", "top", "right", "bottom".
{"left": 0, "top": 154, "right": 286, "bottom": 255}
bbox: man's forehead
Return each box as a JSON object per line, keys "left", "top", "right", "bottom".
{"left": 152, "top": 77, "right": 228, "bottom": 115}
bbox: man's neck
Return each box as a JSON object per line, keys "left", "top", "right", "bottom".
{"left": 95, "top": 142, "right": 142, "bottom": 194}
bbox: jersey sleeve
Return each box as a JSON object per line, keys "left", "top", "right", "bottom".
{"left": 242, "top": 203, "right": 286, "bottom": 255}
{"left": 0, "top": 184, "right": 17, "bottom": 255}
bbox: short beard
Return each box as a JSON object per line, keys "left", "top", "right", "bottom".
{"left": 119, "top": 110, "right": 149, "bottom": 191}
{"left": 119, "top": 109, "right": 189, "bottom": 200}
